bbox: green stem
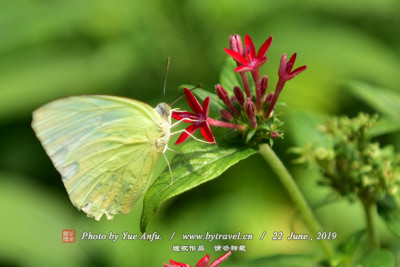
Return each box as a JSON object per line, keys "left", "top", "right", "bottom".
{"left": 362, "top": 199, "right": 380, "bottom": 250}
{"left": 258, "top": 144, "right": 333, "bottom": 260}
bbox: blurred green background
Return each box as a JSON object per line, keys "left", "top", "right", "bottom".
{"left": 0, "top": 0, "right": 399, "bottom": 266}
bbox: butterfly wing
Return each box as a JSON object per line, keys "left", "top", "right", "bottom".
{"left": 32, "top": 95, "right": 169, "bottom": 220}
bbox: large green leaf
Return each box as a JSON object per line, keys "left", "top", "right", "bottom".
{"left": 219, "top": 57, "right": 241, "bottom": 95}
{"left": 333, "top": 230, "right": 366, "bottom": 266}
{"left": 356, "top": 250, "right": 395, "bottom": 267}
{"left": 377, "top": 195, "right": 400, "bottom": 239}
{"left": 368, "top": 117, "right": 400, "bottom": 138}
{"left": 140, "top": 140, "right": 256, "bottom": 232}
{"left": 346, "top": 81, "right": 400, "bottom": 120}
{"left": 0, "top": 172, "right": 86, "bottom": 267}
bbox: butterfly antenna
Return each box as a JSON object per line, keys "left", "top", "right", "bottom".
{"left": 169, "top": 84, "right": 203, "bottom": 107}
{"left": 163, "top": 57, "right": 170, "bottom": 103}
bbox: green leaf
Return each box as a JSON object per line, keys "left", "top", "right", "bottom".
{"left": 346, "top": 80, "right": 400, "bottom": 120}
{"left": 377, "top": 195, "right": 400, "bottom": 238}
{"left": 285, "top": 107, "right": 327, "bottom": 146}
{"left": 140, "top": 140, "right": 257, "bottom": 232}
{"left": 219, "top": 57, "right": 241, "bottom": 95}
{"left": 0, "top": 172, "right": 86, "bottom": 267}
{"left": 367, "top": 116, "right": 400, "bottom": 138}
{"left": 229, "top": 254, "right": 323, "bottom": 267}
{"left": 356, "top": 250, "right": 395, "bottom": 267}
{"left": 333, "top": 230, "right": 366, "bottom": 266}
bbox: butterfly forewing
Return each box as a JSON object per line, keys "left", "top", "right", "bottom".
{"left": 32, "top": 95, "right": 169, "bottom": 220}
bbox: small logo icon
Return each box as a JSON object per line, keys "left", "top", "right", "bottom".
{"left": 62, "top": 229, "right": 76, "bottom": 243}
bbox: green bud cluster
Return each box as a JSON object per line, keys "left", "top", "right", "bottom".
{"left": 294, "top": 113, "right": 400, "bottom": 206}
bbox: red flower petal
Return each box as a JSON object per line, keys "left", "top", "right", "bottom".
{"left": 167, "top": 259, "right": 190, "bottom": 267}
{"left": 257, "top": 36, "right": 272, "bottom": 58}
{"left": 224, "top": 48, "right": 248, "bottom": 65}
{"left": 175, "top": 124, "right": 199, "bottom": 145}
{"left": 254, "top": 57, "right": 267, "bottom": 69}
{"left": 202, "top": 96, "right": 210, "bottom": 117}
{"left": 244, "top": 34, "right": 256, "bottom": 60}
{"left": 195, "top": 254, "right": 210, "bottom": 267}
{"left": 291, "top": 65, "right": 307, "bottom": 76}
{"left": 209, "top": 251, "right": 232, "bottom": 267}
{"left": 200, "top": 123, "right": 215, "bottom": 143}
{"left": 288, "top": 53, "right": 297, "bottom": 70}
{"left": 172, "top": 111, "right": 196, "bottom": 122}
{"left": 184, "top": 88, "right": 203, "bottom": 114}
{"left": 234, "top": 65, "right": 252, "bottom": 72}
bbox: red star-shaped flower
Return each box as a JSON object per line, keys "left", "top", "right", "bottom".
{"left": 224, "top": 34, "right": 272, "bottom": 73}
{"left": 163, "top": 259, "right": 190, "bottom": 267}
{"left": 164, "top": 251, "right": 231, "bottom": 267}
{"left": 278, "top": 53, "right": 307, "bottom": 81}
{"left": 172, "top": 88, "right": 215, "bottom": 145}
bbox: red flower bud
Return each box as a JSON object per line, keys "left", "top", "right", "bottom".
{"left": 216, "top": 84, "right": 239, "bottom": 116}
{"left": 265, "top": 92, "right": 273, "bottom": 104}
{"left": 245, "top": 100, "right": 257, "bottom": 129}
{"left": 233, "top": 86, "right": 245, "bottom": 105}
{"left": 260, "top": 75, "right": 268, "bottom": 99}
{"left": 220, "top": 109, "right": 233, "bottom": 121}
{"left": 216, "top": 84, "right": 229, "bottom": 102}
{"left": 229, "top": 34, "right": 244, "bottom": 57}
{"left": 270, "top": 131, "right": 279, "bottom": 138}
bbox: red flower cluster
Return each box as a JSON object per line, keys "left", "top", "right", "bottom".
{"left": 221, "top": 34, "right": 307, "bottom": 124}
{"left": 171, "top": 34, "right": 306, "bottom": 145}
{"left": 164, "top": 251, "right": 231, "bottom": 267}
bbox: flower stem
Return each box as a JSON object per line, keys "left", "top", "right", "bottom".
{"left": 258, "top": 143, "right": 333, "bottom": 261}
{"left": 362, "top": 199, "right": 380, "bottom": 250}
{"left": 207, "top": 117, "right": 245, "bottom": 130}
{"left": 264, "top": 78, "right": 285, "bottom": 119}
{"left": 240, "top": 72, "right": 252, "bottom": 98}
{"left": 251, "top": 70, "right": 262, "bottom": 115}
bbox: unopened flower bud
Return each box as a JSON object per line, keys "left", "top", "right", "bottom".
{"left": 245, "top": 100, "right": 257, "bottom": 129}
{"left": 229, "top": 34, "right": 244, "bottom": 56}
{"left": 270, "top": 131, "right": 279, "bottom": 139}
{"left": 265, "top": 92, "right": 274, "bottom": 104}
{"left": 260, "top": 75, "right": 268, "bottom": 99}
{"left": 216, "top": 84, "right": 229, "bottom": 102}
{"left": 215, "top": 84, "right": 239, "bottom": 116}
{"left": 220, "top": 109, "right": 233, "bottom": 121}
{"left": 234, "top": 86, "right": 245, "bottom": 105}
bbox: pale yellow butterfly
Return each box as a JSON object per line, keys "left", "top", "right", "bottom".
{"left": 32, "top": 95, "right": 171, "bottom": 220}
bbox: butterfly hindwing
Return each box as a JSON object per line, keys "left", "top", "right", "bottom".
{"left": 32, "top": 95, "right": 168, "bottom": 220}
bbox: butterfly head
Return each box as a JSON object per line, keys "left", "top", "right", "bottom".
{"left": 155, "top": 102, "right": 171, "bottom": 121}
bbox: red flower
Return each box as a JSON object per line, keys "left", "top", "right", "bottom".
{"left": 172, "top": 88, "right": 215, "bottom": 145}
{"left": 278, "top": 53, "right": 307, "bottom": 81}
{"left": 164, "top": 259, "right": 190, "bottom": 267}
{"left": 224, "top": 34, "right": 272, "bottom": 73}
{"left": 164, "top": 251, "right": 231, "bottom": 267}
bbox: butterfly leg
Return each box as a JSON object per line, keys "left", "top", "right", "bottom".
{"left": 162, "top": 153, "right": 174, "bottom": 185}
{"left": 170, "top": 129, "right": 215, "bottom": 144}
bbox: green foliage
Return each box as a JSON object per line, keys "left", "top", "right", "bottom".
{"left": 294, "top": 113, "right": 400, "bottom": 204}
{"left": 293, "top": 113, "right": 400, "bottom": 242}
{"left": 356, "top": 250, "right": 395, "bottom": 267}
{"left": 377, "top": 195, "right": 400, "bottom": 239}
{"left": 346, "top": 81, "right": 400, "bottom": 120}
{"left": 333, "top": 230, "right": 366, "bottom": 266}
{"left": 141, "top": 140, "right": 256, "bottom": 232}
